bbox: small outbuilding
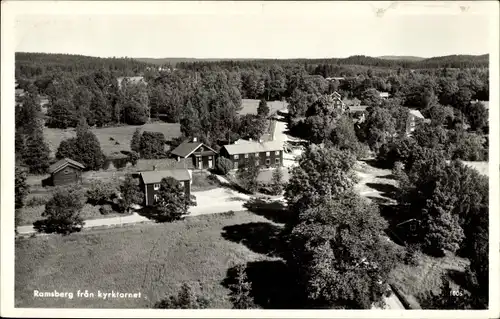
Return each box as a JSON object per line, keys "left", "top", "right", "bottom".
{"left": 46, "top": 158, "right": 85, "bottom": 186}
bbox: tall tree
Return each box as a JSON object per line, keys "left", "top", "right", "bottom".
{"left": 285, "top": 145, "right": 357, "bottom": 225}
{"left": 288, "top": 193, "right": 396, "bottom": 309}
{"left": 15, "top": 167, "right": 30, "bottom": 209}
{"left": 130, "top": 128, "right": 142, "bottom": 154}
{"left": 257, "top": 98, "right": 270, "bottom": 118}
{"left": 23, "top": 127, "right": 51, "bottom": 174}
{"left": 89, "top": 90, "right": 112, "bottom": 127}
{"left": 151, "top": 177, "right": 190, "bottom": 222}
{"left": 47, "top": 99, "right": 78, "bottom": 129}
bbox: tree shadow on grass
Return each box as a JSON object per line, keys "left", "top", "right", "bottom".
{"left": 365, "top": 182, "right": 398, "bottom": 200}
{"left": 136, "top": 206, "right": 181, "bottom": 223}
{"left": 222, "top": 222, "right": 285, "bottom": 258}
{"left": 243, "top": 197, "right": 289, "bottom": 224}
{"left": 222, "top": 260, "right": 305, "bottom": 309}
{"left": 33, "top": 219, "right": 83, "bottom": 235}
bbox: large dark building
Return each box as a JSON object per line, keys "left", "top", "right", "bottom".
{"left": 170, "top": 138, "right": 217, "bottom": 170}
{"left": 139, "top": 169, "right": 192, "bottom": 206}
{"left": 46, "top": 158, "right": 85, "bottom": 186}
{"left": 219, "top": 140, "right": 284, "bottom": 170}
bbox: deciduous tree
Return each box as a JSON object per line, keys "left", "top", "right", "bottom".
{"left": 151, "top": 177, "right": 190, "bottom": 222}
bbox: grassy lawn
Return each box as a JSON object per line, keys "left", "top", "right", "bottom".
{"left": 43, "top": 122, "right": 181, "bottom": 157}
{"left": 15, "top": 211, "right": 278, "bottom": 308}
{"left": 191, "top": 172, "right": 219, "bottom": 192}
{"left": 16, "top": 203, "right": 131, "bottom": 226}
{"left": 239, "top": 99, "right": 288, "bottom": 116}
{"left": 389, "top": 249, "right": 470, "bottom": 306}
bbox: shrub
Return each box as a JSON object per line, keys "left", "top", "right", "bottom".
{"left": 154, "top": 282, "right": 210, "bottom": 309}
{"left": 34, "top": 185, "right": 86, "bottom": 234}
{"left": 99, "top": 204, "right": 113, "bottom": 215}
{"left": 270, "top": 168, "right": 284, "bottom": 195}
{"left": 25, "top": 196, "right": 49, "bottom": 207}
{"left": 403, "top": 244, "right": 420, "bottom": 266}
{"left": 150, "top": 177, "right": 190, "bottom": 222}
{"left": 139, "top": 131, "right": 166, "bottom": 159}
{"left": 15, "top": 167, "right": 30, "bottom": 209}
{"left": 228, "top": 264, "right": 257, "bottom": 309}
{"left": 87, "top": 180, "right": 117, "bottom": 205}
{"left": 215, "top": 157, "right": 233, "bottom": 175}
{"left": 118, "top": 174, "right": 144, "bottom": 213}
{"left": 127, "top": 151, "right": 139, "bottom": 166}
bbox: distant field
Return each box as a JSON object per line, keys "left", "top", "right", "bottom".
{"left": 239, "top": 99, "right": 288, "bottom": 116}
{"left": 15, "top": 211, "right": 277, "bottom": 308}
{"left": 43, "top": 123, "right": 181, "bottom": 157}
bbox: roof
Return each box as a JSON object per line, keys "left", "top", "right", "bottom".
{"left": 140, "top": 169, "right": 191, "bottom": 184}
{"left": 348, "top": 105, "right": 369, "bottom": 113}
{"left": 48, "top": 158, "right": 85, "bottom": 174}
{"left": 409, "top": 109, "right": 425, "bottom": 119}
{"left": 222, "top": 140, "right": 283, "bottom": 155}
{"left": 171, "top": 141, "right": 217, "bottom": 158}
{"left": 379, "top": 92, "right": 390, "bottom": 97}
{"left": 136, "top": 158, "right": 194, "bottom": 171}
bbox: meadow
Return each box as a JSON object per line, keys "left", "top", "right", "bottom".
{"left": 43, "top": 122, "right": 181, "bottom": 157}
{"left": 15, "top": 211, "right": 280, "bottom": 308}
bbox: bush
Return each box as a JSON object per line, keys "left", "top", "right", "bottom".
{"left": 215, "top": 157, "right": 233, "bottom": 175}
{"left": 33, "top": 185, "right": 86, "bottom": 234}
{"left": 86, "top": 180, "right": 117, "bottom": 205}
{"left": 139, "top": 131, "right": 166, "bottom": 159}
{"left": 99, "top": 204, "right": 113, "bottom": 215}
{"left": 403, "top": 244, "right": 420, "bottom": 266}
{"left": 127, "top": 151, "right": 139, "bottom": 166}
{"left": 154, "top": 282, "right": 210, "bottom": 309}
{"left": 25, "top": 196, "right": 49, "bottom": 207}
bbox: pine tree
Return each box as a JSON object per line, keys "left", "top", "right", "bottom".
{"left": 228, "top": 264, "right": 257, "bottom": 309}
{"left": 23, "top": 127, "right": 51, "bottom": 174}
{"left": 15, "top": 167, "right": 30, "bottom": 209}
{"left": 257, "top": 98, "right": 270, "bottom": 118}
{"left": 130, "top": 128, "right": 142, "bottom": 154}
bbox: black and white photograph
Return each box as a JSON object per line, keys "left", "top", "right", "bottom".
{"left": 1, "top": 1, "right": 499, "bottom": 318}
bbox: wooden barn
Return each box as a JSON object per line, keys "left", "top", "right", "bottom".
{"left": 170, "top": 138, "right": 217, "bottom": 170}
{"left": 45, "top": 158, "right": 85, "bottom": 186}
{"left": 139, "top": 169, "right": 192, "bottom": 206}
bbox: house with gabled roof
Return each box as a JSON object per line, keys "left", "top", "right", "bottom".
{"left": 220, "top": 140, "right": 283, "bottom": 170}
{"left": 139, "top": 168, "right": 192, "bottom": 206}
{"left": 170, "top": 137, "right": 218, "bottom": 170}
{"left": 45, "top": 158, "right": 85, "bottom": 186}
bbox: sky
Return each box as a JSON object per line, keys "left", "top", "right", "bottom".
{"left": 11, "top": 1, "right": 496, "bottom": 59}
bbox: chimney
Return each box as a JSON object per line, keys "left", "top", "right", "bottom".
{"left": 192, "top": 137, "right": 197, "bottom": 142}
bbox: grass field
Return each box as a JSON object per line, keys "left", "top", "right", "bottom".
{"left": 16, "top": 203, "right": 129, "bottom": 226}
{"left": 239, "top": 99, "right": 288, "bottom": 116}
{"left": 15, "top": 211, "right": 279, "bottom": 308}
{"left": 43, "top": 122, "right": 181, "bottom": 157}
{"left": 389, "top": 251, "right": 470, "bottom": 305}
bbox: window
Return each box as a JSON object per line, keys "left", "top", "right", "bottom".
{"left": 266, "top": 152, "right": 270, "bottom": 156}
{"left": 266, "top": 159, "right": 271, "bottom": 165}
{"left": 180, "top": 181, "right": 185, "bottom": 187}
{"left": 154, "top": 194, "right": 159, "bottom": 203}
{"left": 275, "top": 158, "right": 280, "bottom": 165}
{"left": 275, "top": 151, "right": 280, "bottom": 155}
{"left": 153, "top": 183, "right": 160, "bottom": 190}
{"left": 255, "top": 160, "right": 260, "bottom": 166}
{"left": 244, "top": 154, "right": 248, "bottom": 158}
{"left": 254, "top": 152, "right": 259, "bottom": 157}
{"left": 234, "top": 154, "right": 239, "bottom": 160}
{"left": 63, "top": 168, "right": 71, "bottom": 175}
